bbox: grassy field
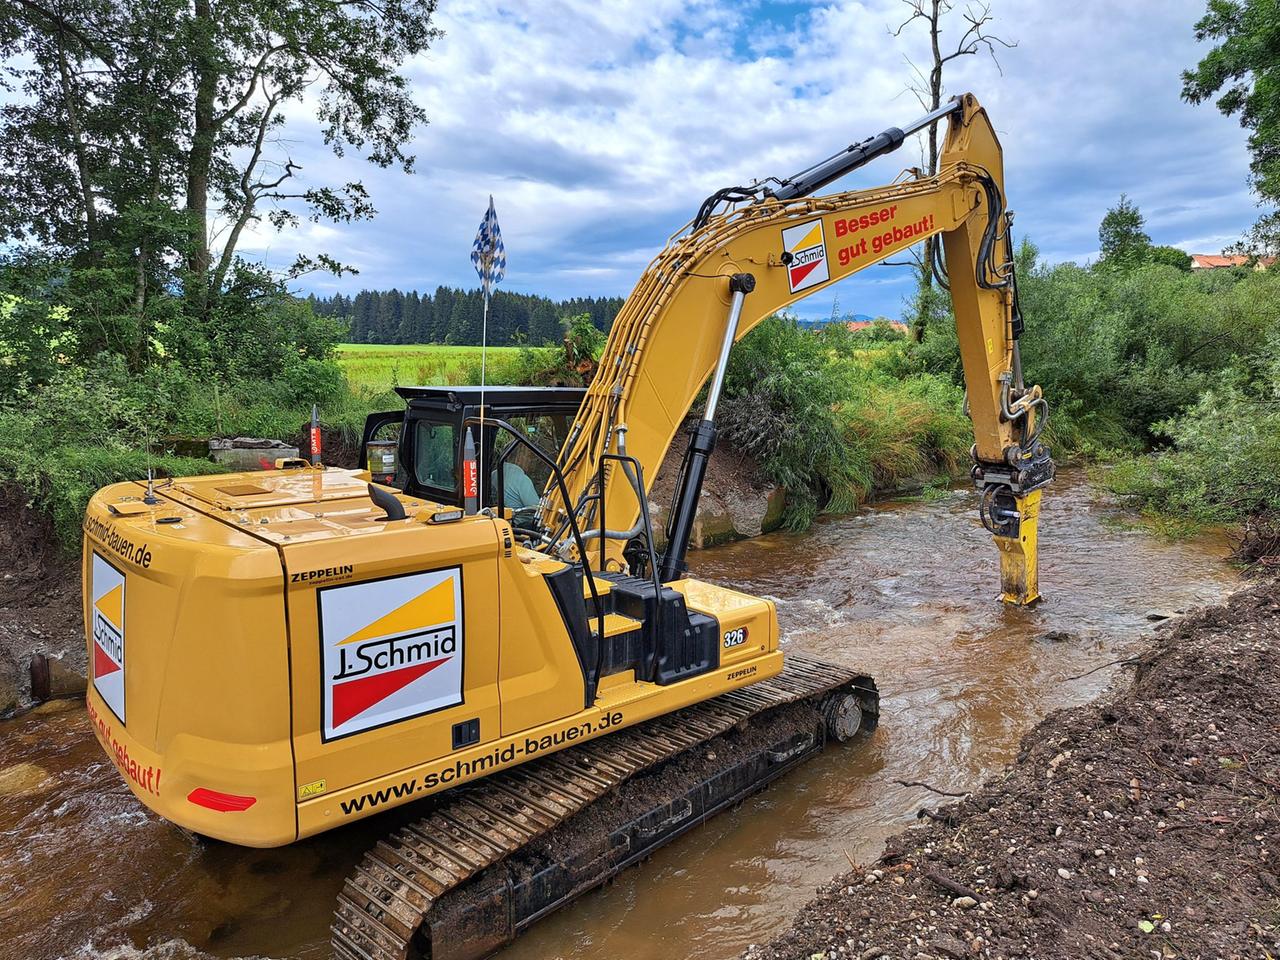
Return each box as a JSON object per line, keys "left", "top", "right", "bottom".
{"left": 335, "top": 343, "right": 522, "bottom": 391}
{"left": 335, "top": 338, "right": 898, "bottom": 396}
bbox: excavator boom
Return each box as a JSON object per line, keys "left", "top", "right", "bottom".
{"left": 542, "top": 92, "right": 1052, "bottom": 603}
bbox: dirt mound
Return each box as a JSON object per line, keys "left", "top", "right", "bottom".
{"left": 745, "top": 583, "right": 1280, "bottom": 960}
{"left": 290, "top": 424, "right": 363, "bottom": 470}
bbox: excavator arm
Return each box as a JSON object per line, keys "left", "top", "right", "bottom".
{"left": 539, "top": 93, "right": 1053, "bottom": 604}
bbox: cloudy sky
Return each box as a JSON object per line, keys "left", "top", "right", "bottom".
{"left": 244, "top": 0, "right": 1260, "bottom": 320}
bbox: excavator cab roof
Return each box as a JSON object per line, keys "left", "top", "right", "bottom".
{"left": 392, "top": 385, "right": 586, "bottom": 408}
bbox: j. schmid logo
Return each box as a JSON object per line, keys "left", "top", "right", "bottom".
{"left": 319, "top": 568, "right": 464, "bottom": 741}
{"left": 781, "top": 219, "right": 830, "bottom": 293}
{"left": 91, "top": 552, "right": 126, "bottom": 724}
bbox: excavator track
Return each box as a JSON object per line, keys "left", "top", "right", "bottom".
{"left": 332, "top": 654, "right": 878, "bottom": 960}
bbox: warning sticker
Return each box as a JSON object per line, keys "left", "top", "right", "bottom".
{"left": 319, "top": 568, "right": 464, "bottom": 741}
{"left": 90, "top": 552, "right": 126, "bottom": 724}
{"left": 781, "top": 219, "right": 830, "bottom": 293}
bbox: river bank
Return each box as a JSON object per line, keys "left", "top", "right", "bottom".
{"left": 0, "top": 483, "right": 84, "bottom": 714}
{"left": 744, "top": 579, "right": 1280, "bottom": 960}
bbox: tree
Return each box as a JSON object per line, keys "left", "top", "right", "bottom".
{"left": 529, "top": 301, "right": 562, "bottom": 345}
{"left": 432, "top": 286, "right": 455, "bottom": 343}
{"left": 1150, "top": 245, "right": 1194, "bottom": 271}
{"left": 1182, "top": 0, "right": 1280, "bottom": 254}
{"left": 398, "top": 291, "right": 420, "bottom": 343}
{"left": 891, "top": 0, "right": 1014, "bottom": 339}
{"left": 855, "top": 318, "right": 909, "bottom": 342}
{"left": 1098, "top": 194, "right": 1152, "bottom": 267}
{"left": 308, "top": 287, "right": 627, "bottom": 345}
{"left": 0, "top": 0, "right": 441, "bottom": 362}
{"left": 351, "top": 290, "right": 377, "bottom": 343}
{"left": 449, "top": 295, "right": 483, "bottom": 346}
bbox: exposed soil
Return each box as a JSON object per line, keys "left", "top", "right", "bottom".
{"left": 290, "top": 423, "right": 364, "bottom": 470}
{"left": 1234, "top": 510, "right": 1280, "bottom": 570}
{"left": 0, "top": 487, "right": 83, "bottom": 712}
{"left": 651, "top": 432, "right": 773, "bottom": 509}
{"left": 744, "top": 582, "right": 1280, "bottom": 960}
{"left": 651, "top": 434, "right": 783, "bottom": 545}
{"left": 0, "top": 483, "right": 66, "bottom": 607}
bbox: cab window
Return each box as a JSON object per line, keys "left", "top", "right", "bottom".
{"left": 490, "top": 413, "right": 574, "bottom": 505}
{"left": 414, "top": 420, "right": 457, "bottom": 495}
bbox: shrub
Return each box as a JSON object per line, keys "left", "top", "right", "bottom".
{"left": 911, "top": 240, "right": 1280, "bottom": 460}
{"left": 0, "top": 362, "right": 222, "bottom": 546}
{"left": 454, "top": 313, "right": 604, "bottom": 387}
{"left": 0, "top": 348, "right": 396, "bottom": 549}
{"left": 1107, "top": 333, "right": 1280, "bottom": 523}
{"left": 719, "top": 315, "right": 968, "bottom": 529}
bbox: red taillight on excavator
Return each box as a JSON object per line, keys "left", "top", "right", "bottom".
{"left": 187, "top": 787, "right": 258, "bottom": 812}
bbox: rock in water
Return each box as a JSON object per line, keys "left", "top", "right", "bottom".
{"left": 0, "top": 762, "right": 51, "bottom": 796}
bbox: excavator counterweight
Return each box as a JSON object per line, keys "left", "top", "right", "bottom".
{"left": 81, "top": 92, "right": 1052, "bottom": 960}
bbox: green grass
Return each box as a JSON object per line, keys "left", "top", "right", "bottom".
{"left": 336, "top": 343, "right": 522, "bottom": 391}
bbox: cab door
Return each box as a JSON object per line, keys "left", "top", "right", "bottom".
{"left": 402, "top": 412, "right": 462, "bottom": 504}
{"left": 283, "top": 514, "right": 502, "bottom": 802}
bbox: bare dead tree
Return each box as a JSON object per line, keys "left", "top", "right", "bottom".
{"left": 890, "top": 1, "right": 1015, "bottom": 338}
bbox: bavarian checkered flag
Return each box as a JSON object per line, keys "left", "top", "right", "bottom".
{"left": 470, "top": 195, "right": 506, "bottom": 296}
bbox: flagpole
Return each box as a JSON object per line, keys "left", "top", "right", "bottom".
{"left": 471, "top": 195, "right": 503, "bottom": 515}
{"left": 479, "top": 276, "right": 489, "bottom": 511}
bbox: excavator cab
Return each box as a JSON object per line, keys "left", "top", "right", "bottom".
{"left": 360, "top": 386, "right": 585, "bottom": 535}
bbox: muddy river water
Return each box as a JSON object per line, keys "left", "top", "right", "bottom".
{"left": 0, "top": 470, "right": 1240, "bottom": 960}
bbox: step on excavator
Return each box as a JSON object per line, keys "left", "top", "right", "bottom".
{"left": 81, "top": 93, "right": 1053, "bottom": 960}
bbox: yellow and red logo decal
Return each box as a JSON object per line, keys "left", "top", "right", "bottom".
{"left": 318, "top": 568, "right": 464, "bottom": 741}
{"left": 781, "top": 219, "right": 830, "bottom": 293}
{"left": 90, "top": 552, "right": 126, "bottom": 724}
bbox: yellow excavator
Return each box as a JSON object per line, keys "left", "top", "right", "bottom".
{"left": 81, "top": 93, "right": 1052, "bottom": 960}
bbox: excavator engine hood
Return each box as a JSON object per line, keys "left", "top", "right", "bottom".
{"left": 82, "top": 477, "right": 300, "bottom": 846}
{"left": 80, "top": 466, "right": 478, "bottom": 846}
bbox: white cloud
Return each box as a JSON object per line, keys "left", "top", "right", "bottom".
{"left": 257, "top": 0, "right": 1260, "bottom": 319}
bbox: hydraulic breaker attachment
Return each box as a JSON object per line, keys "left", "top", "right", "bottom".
{"left": 971, "top": 360, "right": 1054, "bottom": 606}
{"left": 976, "top": 447, "right": 1049, "bottom": 605}
{"left": 989, "top": 488, "right": 1041, "bottom": 605}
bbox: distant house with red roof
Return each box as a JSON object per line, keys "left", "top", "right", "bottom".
{"left": 798, "top": 314, "right": 910, "bottom": 335}
{"left": 846, "top": 318, "right": 909, "bottom": 334}
{"left": 1191, "top": 253, "right": 1275, "bottom": 271}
